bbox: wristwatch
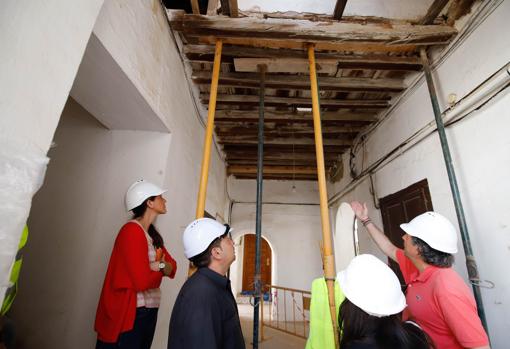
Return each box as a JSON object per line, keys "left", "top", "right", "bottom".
{"left": 158, "top": 262, "right": 166, "bottom": 273}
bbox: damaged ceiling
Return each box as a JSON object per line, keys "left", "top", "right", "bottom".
{"left": 165, "top": 0, "right": 477, "bottom": 180}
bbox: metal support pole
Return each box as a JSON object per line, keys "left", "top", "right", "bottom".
{"left": 307, "top": 43, "right": 338, "bottom": 348}
{"left": 252, "top": 64, "right": 266, "bottom": 349}
{"left": 420, "top": 48, "right": 489, "bottom": 336}
{"left": 190, "top": 39, "right": 222, "bottom": 276}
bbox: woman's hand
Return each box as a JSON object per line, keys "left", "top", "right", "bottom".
{"left": 350, "top": 201, "right": 369, "bottom": 221}
{"left": 160, "top": 260, "right": 173, "bottom": 277}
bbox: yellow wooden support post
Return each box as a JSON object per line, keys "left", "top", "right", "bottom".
{"left": 195, "top": 39, "right": 223, "bottom": 219}
{"left": 189, "top": 39, "right": 222, "bottom": 276}
{"left": 307, "top": 43, "right": 339, "bottom": 348}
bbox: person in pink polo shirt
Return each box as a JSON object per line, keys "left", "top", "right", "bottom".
{"left": 350, "top": 201, "right": 489, "bottom": 349}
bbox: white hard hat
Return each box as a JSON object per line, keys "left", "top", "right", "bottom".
{"left": 125, "top": 179, "right": 167, "bottom": 212}
{"left": 183, "top": 218, "right": 231, "bottom": 259}
{"left": 337, "top": 254, "right": 406, "bottom": 317}
{"left": 400, "top": 212, "right": 458, "bottom": 254}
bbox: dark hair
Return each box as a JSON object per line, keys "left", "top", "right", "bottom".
{"left": 190, "top": 232, "right": 228, "bottom": 268}
{"left": 132, "top": 196, "right": 164, "bottom": 249}
{"left": 338, "top": 299, "right": 432, "bottom": 349}
{"left": 411, "top": 237, "right": 454, "bottom": 267}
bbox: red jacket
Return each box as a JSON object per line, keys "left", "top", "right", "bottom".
{"left": 95, "top": 221, "right": 177, "bottom": 342}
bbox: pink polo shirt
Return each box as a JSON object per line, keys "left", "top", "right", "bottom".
{"left": 396, "top": 249, "right": 488, "bottom": 349}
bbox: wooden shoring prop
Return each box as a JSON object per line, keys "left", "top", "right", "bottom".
{"left": 190, "top": 39, "right": 223, "bottom": 275}
{"left": 307, "top": 43, "right": 339, "bottom": 348}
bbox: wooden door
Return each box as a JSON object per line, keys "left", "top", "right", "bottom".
{"left": 242, "top": 234, "right": 272, "bottom": 292}
{"left": 379, "top": 179, "right": 433, "bottom": 286}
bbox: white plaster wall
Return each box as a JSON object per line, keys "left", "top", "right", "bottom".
{"left": 0, "top": 0, "right": 104, "bottom": 153}
{"left": 0, "top": 0, "right": 105, "bottom": 307}
{"left": 228, "top": 179, "right": 324, "bottom": 296}
{"left": 9, "top": 0, "right": 228, "bottom": 348}
{"left": 91, "top": 1, "right": 229, "bottom": 347}
{"left": 328, "top": 2, "right": 510, "bottom": 347}
{"left": 11, "top": 99, "right": 172, "bottom": 348}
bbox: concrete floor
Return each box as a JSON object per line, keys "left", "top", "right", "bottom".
{"left": 238, "top": 303, "right": 306, "bottom": 349}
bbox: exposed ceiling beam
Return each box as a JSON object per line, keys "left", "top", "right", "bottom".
{"left": 215, "top": 124, "right": 364, "bottom": 135}
{"left": 227, "top": 165, "right": 318, "bottom": 175}
{"left": 419, "top": 0, "right": 450, "bottom": 25}
{"left": 215, "top": 110, "right": 378, "bottom": 122}
{"left": 183, "top": 44, "right": 423, "bottom": 70}
{"left": 218, "top": 136, "right": 352, "bottom": 146}
{"left": 333, "top": 0, "right": 348, "bottom": 20}
{"left": 190, "top": 0, "right": 200, "bottom": 14}
{"left": 219, "top": 0, "right": 230, "bottom": 15}
{"left": 446, "top": 0, "right": 477, "bottom": 25}
{"left": 193, "top": 71, "right": 405, "bottom": 92}
{"left": 170, "top": 14, "right": 457, "bottom": 46}
{"left": 207, "top": 0, "right": 219, "bottom": 15}
{"left": 222, "top": 144, "right": 350, "bottom": 153}
{"left": 226, "top": 152, "right": 337, "bottom": 161}
{"left": 201, "top": 94, "right": 390, "bottom": 108}
{"left": 228, "top": 0, "right": 238, "bottom": 17}
{"left": 192, "top": 35, "right": 418, "bottom": 53}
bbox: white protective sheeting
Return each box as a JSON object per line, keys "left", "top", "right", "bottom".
{"left": 0, "top": 138, "right": 48, "bottom": 304}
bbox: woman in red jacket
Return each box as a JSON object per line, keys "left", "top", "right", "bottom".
{"left": 95, "top": 179, "right": 177, "bottom": 349}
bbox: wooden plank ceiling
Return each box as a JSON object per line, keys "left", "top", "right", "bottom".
{"left": 167, "top": 0, "right": 473, "bottom": 180}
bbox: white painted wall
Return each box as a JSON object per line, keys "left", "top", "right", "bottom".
{"left": 0, "top": 0, "right": 105, "bottom": 308}
{"left": 328, "top": 2, "right": 510, "bottom": 347}
{"left": 12, "top": 99, "right": 172, "bottom": 348}
{"left": 9, "top": 0, "right": 228, "bottom": 348}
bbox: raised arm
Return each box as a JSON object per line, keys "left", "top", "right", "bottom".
{"left": 350, "top": 201, "right": 398, "bottom": 262}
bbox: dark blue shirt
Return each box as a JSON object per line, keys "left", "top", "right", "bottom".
{"left": 168, "top": 267, "right": 246, "bottom": 349}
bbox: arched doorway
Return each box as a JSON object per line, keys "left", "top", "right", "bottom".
{"left": 242, "top": 234, "right": 272, "bottom": 292}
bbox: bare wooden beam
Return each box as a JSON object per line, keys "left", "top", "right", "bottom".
{"left": 216, "top": 124, "right": 364, "bottom": 134}
{"left": 183, "top": 44, "right": 423, "bottom": 70}
{"left": 227, "top": 159, "right": 335, "bottom": 167}
{"left": 227, "top": 165, "right": 318, "bottom": 175}
{"left": 201, "top": 93, "right": 390, "bottom": 108}
{"left": 193, "top": 71, "right": 405, "bottom": 92}
{"left": 446, "top": 0, "right": 477, "bottom": 25}
{"left": 215, "top": 109, "right": 378, "bottom": 122}
{"left": 218, "top": 136, "right": 352, "bottom": 146}
{"left": 419, "top": 0, "right": 450, "bottom": 25}
{"left": 222, "top": 144, "right": 350, "bottom": 153}
{"left": 226, "top": 152, "right": 337, "bottom": 161}
{"left": 193, "top": 35, "right": 418, "bottom": 53}
{"left": 170, "top": 14, "right": 457, "bottom": 45}
{"left": 333, "top": 0, "right": 348, "bottom": 20}
{"left": 207, "top": 0, "right": 219, "bottom": 15}
{"left": 190, "top": 0, "right": 200, "bottom": 14}
{"left": 219, "top": 0, "right": 230, "bottom": 15}
{"left": 228, "top": 0, "right": 238, "bottom": 17}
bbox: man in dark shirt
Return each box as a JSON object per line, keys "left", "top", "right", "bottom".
{"left": 168, "top": 218, "right": 245, "bottom": 349}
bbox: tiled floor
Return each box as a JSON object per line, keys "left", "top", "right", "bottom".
{"left": 238, "top": 303, "right": 306, "bottom": 349}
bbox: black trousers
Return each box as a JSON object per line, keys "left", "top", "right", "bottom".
{"left": 96, "top": 307, "right": 158, "bottom": 349}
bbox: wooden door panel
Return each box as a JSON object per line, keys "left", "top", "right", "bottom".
{"left": 380, "top": 179, "right": 433, "bottom": 287}
{"left": 242, "top": 234, "right": 272, "bottom": 292}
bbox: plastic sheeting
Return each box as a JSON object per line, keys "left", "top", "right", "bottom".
{"left": 0, "top": 137, "right": 49, "bottom": 306}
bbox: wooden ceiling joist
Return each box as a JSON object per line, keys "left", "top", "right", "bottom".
{"left": 226, "top": 152, "right": 337, "bottom": 161}
{"left": 192, "top": 71, "right": 406, "bottom": 92}
{"left": 183, "top": 45, "right": 423, "bottom": 71}
{"left": 170, "top": 14, "right": 457, "bottom": 45}
{"left": 190, "top": 0, "right": 200, "bottom": 14}
{"left": 218, "top": 136, "right": 352, "bottom": 146}
{"left": 227, "top": 165, "right": 318, "bottom": 176}
{"left": 215, "top": 110, "right": 378, "bottom": 123}
{"left": 216, "top": 124, "right": 363, "bottom": 135}
{"left": 201, "top": 94, "right": 390, "bottom": 108}
{"left": 419, "top": 0, "right": 450, "bottom": 25}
